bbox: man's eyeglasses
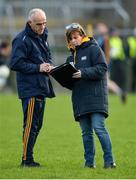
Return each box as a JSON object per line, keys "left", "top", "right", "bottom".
{"left": 36, "top": 22, "right": 47, "bottom": 26}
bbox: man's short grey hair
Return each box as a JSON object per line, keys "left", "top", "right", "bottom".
{"left": 28, "top": 8, "right": 46, "bottom": 21}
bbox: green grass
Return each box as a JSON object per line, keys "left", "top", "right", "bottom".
{"left": 0, "top": 93, "right": 136, "bottom": 179}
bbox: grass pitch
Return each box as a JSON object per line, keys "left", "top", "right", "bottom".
{"left": 0, "top": 93, "right": 136, "bottom": 179}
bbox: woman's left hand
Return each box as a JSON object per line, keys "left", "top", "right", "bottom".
{"left": 72, "top": 70, "right": 81, "bottom": 78}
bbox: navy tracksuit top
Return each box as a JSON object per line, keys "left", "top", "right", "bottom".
{"left": 10, "top": 23, "right": 55, "bottom": 99}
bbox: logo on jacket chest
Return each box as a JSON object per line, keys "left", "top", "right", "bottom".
{"left": 81, "top": 56, "right": 87, "bottom": 61}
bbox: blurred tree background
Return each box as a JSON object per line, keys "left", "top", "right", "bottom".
{"left": 0, "top": 0, "right": 136, "bottom": 92}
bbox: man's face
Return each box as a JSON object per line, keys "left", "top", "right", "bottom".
{"left": 29, "top": 13, "right": 47, "bottom": 35}
{"left": 69, "top": 31, "right": 84, "bottom": 48}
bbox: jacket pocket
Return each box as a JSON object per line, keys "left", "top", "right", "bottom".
{"left": 38, "top": 74, "right": 50, "bottom": 92}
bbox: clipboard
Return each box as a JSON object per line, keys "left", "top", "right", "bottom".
{"left": 49, "top": 62, "right": 79, "bottom": 90}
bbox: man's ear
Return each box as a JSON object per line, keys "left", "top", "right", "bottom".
{"left": 27, "top": 21, "right": 31, "bottom": 25}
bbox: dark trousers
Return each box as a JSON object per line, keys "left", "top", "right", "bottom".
{"left": 131, "top": 59, "right": 136, "bottom": 92}
{"left": 21, "top": 96, "right": 45, "bottom": 161}
{"left": 110, "top": 60, "right": 128, "bottom": 91}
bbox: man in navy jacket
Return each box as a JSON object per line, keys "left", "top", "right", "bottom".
{"left": 10, "top": 8, "right": 55, "bottom": 167}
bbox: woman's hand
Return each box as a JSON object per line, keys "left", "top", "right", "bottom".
{"left": 72, "top": 70, "right": 81, "bottom": 78}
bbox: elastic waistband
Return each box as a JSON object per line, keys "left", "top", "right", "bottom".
{"left": 35, "top": 95, "right": 45, "bottom": 100}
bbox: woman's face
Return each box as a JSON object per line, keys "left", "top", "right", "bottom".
{"left": 69, "top": 31, "right": 84, "bottom": 48}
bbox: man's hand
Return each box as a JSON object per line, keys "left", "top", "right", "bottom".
{"left": 72, "top": 70, "right": 81, "bottom": 78}
{"left": 40, "top": 63, "right": 54, "bottom": 73}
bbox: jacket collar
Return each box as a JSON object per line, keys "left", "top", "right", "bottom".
{"left": 81, "top": 36, "right": 90, "bottom": 43}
